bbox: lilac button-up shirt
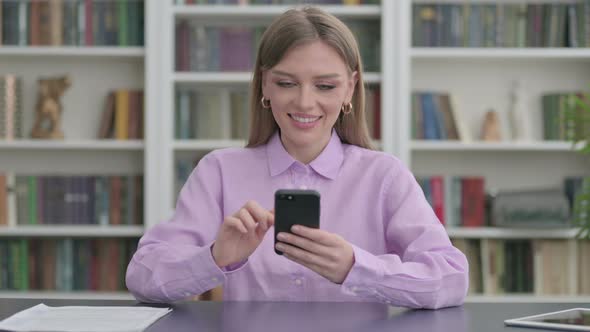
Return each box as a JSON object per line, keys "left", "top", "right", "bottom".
{"left": 126, "top": 131, "right": 468, "bottom": 309}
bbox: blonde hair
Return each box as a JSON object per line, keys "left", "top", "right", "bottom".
{"left": 246, "top": 7, "right": 373, "bottom": 150}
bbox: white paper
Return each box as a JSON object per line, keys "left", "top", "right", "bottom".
{"left": 0, "top": 303, "right": 172, "bottom": 332}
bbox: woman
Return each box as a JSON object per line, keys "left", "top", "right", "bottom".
{"left": 126, "top": 7, "right": 468, "bottom": 309}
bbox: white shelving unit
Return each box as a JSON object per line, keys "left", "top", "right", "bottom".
{"left": 0, "top": 291, "right": 134, "bottom": 300}
{"left": 3, "top": 0, "right": 589, "bottom": 300}
{"left": 172, "top": 4, "right": 381, "bottom": 19}
{"left": 411, "top": 141, "right": 586, "bottom": 152}
{"left": 403, "top": 0, "right": 590, "bottom": 298}
{"left": 411, "top": 47, "right": 590, "bottom": 59}
{"left": 446, "top": 227, "right": 581, "bottom": 240}
{"left": 0, "top": 47, "right": 145, "bottom": 57}
{"left": 155, "top": 1, "right": 393, "bottom": 214}
{"left": 0, "top": 140, "right": 144, "bottom": 151}
{"left": 174, "top": 72, "right": 381, "bottom": 84}
{"left": 0, "top": 0, "right": 151, "bottom": 299}
{"left": 0, "top": 225, "right": 144, "bottom": 238}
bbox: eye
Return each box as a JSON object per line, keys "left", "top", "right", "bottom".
{"left": 276, "top": 81, "right": 296, "bottom": 88}
{"left": 317, "top": 84, "right": 335, "bottom": 91}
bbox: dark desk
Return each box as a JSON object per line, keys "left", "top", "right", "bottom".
{"left": 0, "top": 298, "right": 588, "bottom": 332}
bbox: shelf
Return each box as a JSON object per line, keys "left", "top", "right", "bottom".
{"left": 174, "top": 139, "right": 246, "bottom": 151}
{"left": 411, "top": 141, "right": 585, "bottom": 152}
{"left": 173, "top": 139, "right": 381, "bottom": 151}
{"left": 0, "top": 225, "right": 144, "bottom": 237}
{"left": 446, "top": 227, "right": 580, "bottom": 239}
{"left": 0, "top": 291, "right": 134, "bottom": 300}
{"left": 0, "top": 140, "right": 144, "bottom": 151}
{"left": 0, "top": 47, "right": 145, "bottom": 57}
{"left": 173, "top": 5, "right": 381, "bottom": 19}
{"left": 174, "top": 72, "right": 381, "bottom": 84}
{"left": 411, "top": 48, "right": 590, "bottom": 60}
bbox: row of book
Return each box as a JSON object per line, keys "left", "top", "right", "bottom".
{"left": 542, "top": 92, "right": 590, "bottom": 141}
{"left": 175, "top": 21, "right": 380, "bottom": 72}
{"left": 0, "top": 0, "right": 144, "bottom": 47}
{"left": 417, "top": 176, "right": 587, "bottom": 228}
{"left": 0, "top": 75, "right": 23, "bottom": 140}
{"left": 416, "top": 176, "right": 485, "bottom": 227}
{"left": 0, "top": 238, "right": 137, "bottom": 291}
{"left": 175, "top": 87, "right": 381, "bottom": 140}
{"left": 411, "top": 92, "right": 464, "bottom": 141}
{"left": 98, "top": 90, "right": 144, "bottom": 140}
{"left": 413, "top": 3, "right": 590, "bottom": 48}
{"left": 175, "top": 89, "right": 250, "bottom": 140}
{"left": 455, "top": 238, "right": 590, "bottom": 295}
{"left": 0, "top": 174, "right": 144, "bottom": 226}
{"left": 174, "top": 0, "right": 379, "bottom": 4}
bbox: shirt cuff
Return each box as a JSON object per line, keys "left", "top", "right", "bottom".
{"left": 183, "top": 243, "right": 226, "bottom": 292}
{"left": 208, "top": 243, "right": 249, "bottom": 274}
{"left": 341, "top": 244, "right": 385, "bottom": 298}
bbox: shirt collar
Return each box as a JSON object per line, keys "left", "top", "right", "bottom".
{"left": 266, "top": 130, "right": 344, "bottom": 180}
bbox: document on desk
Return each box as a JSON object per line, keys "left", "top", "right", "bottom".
{"left": 0, "top": 303, "right": 172, "bottom": 332}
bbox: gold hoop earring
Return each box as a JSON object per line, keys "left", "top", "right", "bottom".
{"left": 341, "top": 102, "right": 353, "bottom": 115}
{"left": 261, "top": 96, "right": 271, "bottom": 109}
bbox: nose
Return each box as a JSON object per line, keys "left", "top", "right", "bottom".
{"left": 296, "top": 85, "right": 314, "bottom": 111}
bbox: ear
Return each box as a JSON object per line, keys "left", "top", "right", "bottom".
{"left": 345, "top": 71, "right": 358, "bottom": 102}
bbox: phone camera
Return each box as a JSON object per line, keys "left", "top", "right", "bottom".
{"left": 287, "top": 195, "right": 293, "bottom": 200}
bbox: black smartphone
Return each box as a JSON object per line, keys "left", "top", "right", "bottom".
{"left": 274, "top": 189, "right": 320, "bottom": 255}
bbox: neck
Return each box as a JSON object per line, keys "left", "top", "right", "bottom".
{"left": 281, "top": 132, "right": 332, "bottom": 165}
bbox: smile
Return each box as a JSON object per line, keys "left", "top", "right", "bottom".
{"left": 288, "top": 114, "right": 322, "bottom": 123}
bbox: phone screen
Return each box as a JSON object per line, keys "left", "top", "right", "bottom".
{"left": 274, "top": 189, "right": 320, "bottom": 255}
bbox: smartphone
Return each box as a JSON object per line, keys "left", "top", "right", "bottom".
{"left": 274, "top": 189, "right": 320, "bottom": 255}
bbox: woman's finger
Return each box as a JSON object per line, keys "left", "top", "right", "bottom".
{"left": 276, "top": 232, "right": 332, "bottom": 257}
{"left": 275, "top": 242, "right": 329, "bottom": 267}
{"left": 243, "top": 200, "right": 274, "bottom": 226}
{"left": 226, "top": 216, "right": 248, "bottom": 234}
{"left": 237, "top": 208, "right": 257, "bottom": 232}
{"left": 290, "top": 225, "right": 340, "bottom": 246}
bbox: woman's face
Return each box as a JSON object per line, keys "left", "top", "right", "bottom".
{"left": 262, "top": 40, "right": 357, "bottom": 153}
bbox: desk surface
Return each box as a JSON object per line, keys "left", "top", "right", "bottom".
{"left": 0, "top": 298, "right": 589, "bottom": 332}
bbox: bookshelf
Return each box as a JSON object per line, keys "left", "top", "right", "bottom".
{"left": 158, "top": 1, "right": 388, "bottom": 213}
{"left": 150, "top": 0, "right": 590, "bottom": 300}
{"left": 2, "top": 0, "right": 589, "bottom": 301}
{"left": 0, "top": 0, "right": 149, "bottom": 299}
{"left": 404, "top": 0, "right": 590, "bottom": 298}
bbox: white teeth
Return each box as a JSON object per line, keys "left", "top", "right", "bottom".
{"left": 291, "top": 115, "right": 319, "bottom": 123}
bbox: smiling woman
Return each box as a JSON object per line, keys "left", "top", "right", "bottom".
{"left": 248, "top": 7, "right": 373, "bottom": 154}
{"left": 125, "top": 7, "right": 469, "bottom": 309}
{"left": 260, "top": 40, "right": 357, "bottom": 163}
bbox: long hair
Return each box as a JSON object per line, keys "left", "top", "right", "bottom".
{"left": 246, "top": 7, "right": 373, "bottom": 150}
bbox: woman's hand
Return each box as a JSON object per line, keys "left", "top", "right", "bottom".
{"left": 275, "top": 225, "right": 354, "bottom": 284}
{"left": 211, "top": 200, "right": 274, "bottom": 268}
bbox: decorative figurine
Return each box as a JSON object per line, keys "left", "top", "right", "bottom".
{"left": 481, "top": 109, "right": 502, "bottom": 141}
{"left": 507, "top": 80, "right": 532, "bottom": 141}
{"left": 31, "top": 75, "right": 71, "bottom": 139}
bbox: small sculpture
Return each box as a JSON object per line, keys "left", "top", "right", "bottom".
{"left": 31, "top": 75, "right": 71, "bottom": 139}
{"left": 481, "top": 109, "right": 502, "bottom": 141}
{"left": 507, "top": 80, "right": 532, "bottom": 141}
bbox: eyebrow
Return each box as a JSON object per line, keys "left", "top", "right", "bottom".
{"left": 271, "top": 70, "right": 341, "bottom": 80}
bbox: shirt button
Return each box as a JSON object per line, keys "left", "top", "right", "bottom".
{"left": 294, "top": 279, "right": 303, "bottom": 286}
{"left": 299, "top": 185, "right": 307, "bottom": 190}
{"left": 211, "top": 277, "right": 218, "bottom": 282}
{"left": 350, "top": 286, "right": 357, "bottom": 292}
{"left": 184, "top": 292, "right": 191, "bottom": 297}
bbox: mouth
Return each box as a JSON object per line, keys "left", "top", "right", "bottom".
{"left": 288, "top": 113, "right": 322, "bottom": 124}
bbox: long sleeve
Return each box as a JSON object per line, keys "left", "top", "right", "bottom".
{"left": 341, "top": 163, "right": 469, "bottom": 309}
{"left": 126, "top": 153, "right": 228, "bottom": 303}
